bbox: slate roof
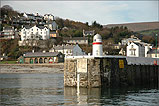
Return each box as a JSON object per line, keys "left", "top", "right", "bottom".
{"left": 52, "top": 45, "right": 75, "bottom": 50}
{"left": 23, "top": 25, "right": 47, "bottom": 29}
{"left": 95, "top": 55, "right": 159, "bottom": 65}
{"left": 126, "top": 57, "right": 159, "bottom": 65}
{"left": 147, "top": 49, "right": 159, "bottom": 54}
{"left": 63, "top": 37, "right": 88, "bottom": 40}
{"left": 3, "top": 27, "right": 14, "bottom": 30}
{"left": 50, "top": 31, "right": 57, "bottom": 34}
{"left": 44, "top": 14, "right": 53, "bottom": 16}
{"left": 23, "top": 25, "right": 34, "bottom": 29}
{"left": 37, "top": 26, "right": 46, "bottom": 29}
{"left": 24, "top": 52, "right": 60, "bottom": 57}
{"left": 132, "top": 42, "right": 144, "bottom": 47}
{"left": 26, "top": 13, "right": 35, "bottom": 16}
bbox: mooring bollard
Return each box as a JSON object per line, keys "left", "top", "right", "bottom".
{"left": 77, "top": 74, "right": 80, "bottom": 94}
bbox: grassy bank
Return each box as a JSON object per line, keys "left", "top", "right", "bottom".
{"left": 0, "top": 61, "right": 17, "bottom": 64}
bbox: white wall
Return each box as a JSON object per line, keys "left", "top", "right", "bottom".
{"left": 44, "top": 14, "right": 53, "bottom": 20}
{"left": 20, "top": 25, "right": 50, "bottom": 41}
{"left": 127, "top": 43, "right": 139, "bottom": 57}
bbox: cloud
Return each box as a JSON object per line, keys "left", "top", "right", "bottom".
{"left": 1, "top": 1, "right": 158, "bottom": 25}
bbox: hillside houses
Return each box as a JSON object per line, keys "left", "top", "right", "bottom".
{"left": 44, "top": 14, "right": 54, "bottom": 21}
{"left": 83, "top": 30, "right": 95, "bottom": 37}
{"left": 20, "top": 25, "right": 50, "bottom": 41}
{"left": 147, "top": 48, "right": 159, "bottom": 58}
{"left": 49, "top": 44, "right": 85, "bottom": 56}
{"left": 121, "top": 35, "right": 141, "bottom": 45}
{"left": 0, "top": 26, "right": 19, "bottom": 39}
{"left": 63, "top": 37, "right": 88, "bottom": 45}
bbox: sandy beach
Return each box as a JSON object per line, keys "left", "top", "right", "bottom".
{"left": 0, "top": 63, "right": 64, "bottom": 73}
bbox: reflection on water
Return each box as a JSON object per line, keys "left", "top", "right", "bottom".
{"left": 0, "top": 73, "right": 159, "bottom": 106}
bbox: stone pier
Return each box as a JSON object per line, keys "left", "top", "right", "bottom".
{"left": 64, "top": 56, "right": 159, "bottom": 88}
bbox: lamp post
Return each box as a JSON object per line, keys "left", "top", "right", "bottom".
{"left": 156, "top": 34, "right": 158, "bottom": 57}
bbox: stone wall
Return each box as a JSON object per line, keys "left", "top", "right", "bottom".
{"left": 64, "top": 58, "right": 102, "bottom": 88}
{"left": 64, "top": 57, "right": 159, "bottom": 88}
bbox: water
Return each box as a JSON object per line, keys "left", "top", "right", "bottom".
{"left": 0, "top": 73, "right": 159, "bottom": 106}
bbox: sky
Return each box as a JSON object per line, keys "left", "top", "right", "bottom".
{"left": 1, "top": 1, "right": 159, "bottom": 25}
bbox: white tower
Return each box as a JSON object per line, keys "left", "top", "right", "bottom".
{"left": 92, "top": 34, "right": 103, "bottom": 56}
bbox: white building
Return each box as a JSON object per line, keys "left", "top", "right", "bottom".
{"left": 20, "top": 25, "right": 50, "bottom": 41}
{"left": 23, "top": 13, "right": 35, "bottom": 20}
{"left": 147, "top": 48, "right": 159, "bottom": 58}
{"left": 44, "top": 14, "right": 54, "bottom": 21}
{"left": 127, "top": 42, "right": 152, "bottom": 57}
{"left": 122, "top": 35, "right": 141, "bottom": 45}
{"left": 1, "top": 26, "right": 15, "bottom": 39}
{"left": 49, "top": 44, "right": 85, "bottom": 56}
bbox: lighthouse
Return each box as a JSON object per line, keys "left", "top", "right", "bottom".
{"left": 92, "top": 34, "right": 103, "bottom": 56}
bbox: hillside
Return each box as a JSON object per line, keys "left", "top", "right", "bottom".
{"left": 105, "top": 21, "right": 159, "bottom": 32}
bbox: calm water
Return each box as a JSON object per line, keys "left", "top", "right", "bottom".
{"left": 0, "top": 73, "right": 159, "bottom": 106}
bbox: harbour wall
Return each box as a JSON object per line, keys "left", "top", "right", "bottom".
{"left": 64, "top": 56, "right": 159, "bottom": 88}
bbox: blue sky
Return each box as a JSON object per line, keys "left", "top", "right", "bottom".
{"left": 1, "top": 1, "right": 159, "bottom": 25}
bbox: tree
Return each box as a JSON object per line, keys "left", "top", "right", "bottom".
{"left": 91, "top": 21, "right": 103, "bottom": 29}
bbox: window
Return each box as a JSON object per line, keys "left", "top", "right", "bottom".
{"left": 131, "top": 50, "right": 133, "bottom": 55}
{"left": 131, "top": 45, "right": 133, "bottom": 48}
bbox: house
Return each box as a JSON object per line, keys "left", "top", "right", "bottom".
{"left": 63, "top": 37, "right": 88, "bottom": 44}
{"left": 18, "top": 52, "right": 64, "bottom": 64}
{"left": 34, "top": 13, "right": 43, "bottom": 20}
{"left": 127, "top": 42, "right": 145, "bottom": 57}
{"left": 119, "top": 48, "right": 126, "bottom": 56}
{"left": 0, "top": 26, "right": 15, "bottom": 39}
{"left": 122, "top": 35, "right": 141, "bottom": 45}
{"left": 83, "top": 30, "right": 95, "bottom": 37}
{"left": 23, "top": 12, "right": 35, "bottom": 20}
{"left": 50, "top": 31, "right": 59, "bottom": 38}
{"left": 44, "top": 14, "right": 54, "bottom": 21}
{"left": 20, "top": 25, "right": 50, "bottom": 41}
{"left": 127, "top": 41, "right": 153, "bottom": 57}
{"left": 44, "top": 19, "right": 59, "bottom": 38}
{"left": 45, "top": 19, "right": 58, "bottom": 31}
{"left": 147, "top": 48, "right": 159, "bottom": 58}
{"left": 49, "top": 44, "right": 85, "bottom": 56}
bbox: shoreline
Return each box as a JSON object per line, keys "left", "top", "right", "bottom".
{"left": 0, "top": 63, "right": 64, "bottom": 66}
{"left": 0, "top": 63, "right": 64, "bottom": 74}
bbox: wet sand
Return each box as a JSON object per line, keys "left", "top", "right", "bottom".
{"left": 0, "top": 63, "right": 64, "bottom": 73}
